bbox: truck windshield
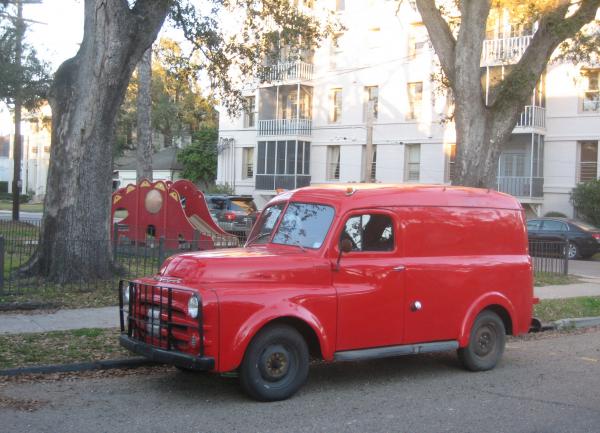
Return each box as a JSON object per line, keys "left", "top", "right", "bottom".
{"left": 272, "top": 203, "right": 335, "bottom": 249}
{"left": 246, "top": 203, "right": 286, "bottom": 245}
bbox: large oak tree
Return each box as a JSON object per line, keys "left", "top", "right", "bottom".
{"left": 27, "top": 0, "right": 328, "bottom": 282}
{"left": 414, "top": 0, "right": 600, "bottom": 188}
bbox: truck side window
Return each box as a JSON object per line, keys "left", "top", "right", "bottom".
{"left": 342, "top": 214, "right": 394, "bottom": 252}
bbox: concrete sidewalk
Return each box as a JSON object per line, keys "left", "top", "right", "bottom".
{"left": 0, "top": 306, "right": 119, "bottom": 334}
{"left": 1, "top": 280, "right": 600, "bottom": 335}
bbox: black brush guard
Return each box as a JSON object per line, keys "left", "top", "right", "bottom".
{"left": 118, "top": 280, "right": 214, "bottom": 370}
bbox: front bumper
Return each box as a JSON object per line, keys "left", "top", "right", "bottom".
{"left": 120, "top": 334, "right": 215, "bottom": 371}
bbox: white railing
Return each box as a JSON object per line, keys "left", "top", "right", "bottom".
{"left": 497, "top": 176, "right": 544, "bottom": 198}
{"left": 482, "top": 35, "right": 533, "bottom": 66}
{"left": 515, "top": 105, "right": 546, "bottom": 129}
{"left": 257, "top": 118, "right": 312, "bottom": 136}
{"left": 260, "top": 61, "right": 314, "bottom": 83}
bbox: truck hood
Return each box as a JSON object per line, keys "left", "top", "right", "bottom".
{"left": 156, "top": 245, "right": 330, "bottom": 286}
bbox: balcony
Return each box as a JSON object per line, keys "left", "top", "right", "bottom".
{"left": 481, "top": 35, "right": 532, "bottom": 66}
{"left": 255, "top": 174, "right": 311, "bottom": 191}
{"left": 515, "top": 105, "right": 545, "bottom": 131}
{"left": 257, "top": 118, "right": 312, "bottom": 137}
{"left": 259, "top": 61, "right": 314, "bottom": 84}
{"left": 497, "top": 176, "right": 543, "bottom": 199}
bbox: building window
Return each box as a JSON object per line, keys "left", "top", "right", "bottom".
{"left": 336, "top": 0, "right": 345, "bottom": 11}
{"left": 242, "top": 147, "right": 254, "bottom": 179}
{"left": 405, "top": 144, "right": 420, "bottom": 182}
{"left": 582, "top": 69, "right": 600, "bottom": 112}
{"left": 244, "top": 96, "right": 256, "bottom": 128}
{"left": 330, "top": 32, "right": 343, "bottom": 70}
{"left": 362, "top": 145, "right": 377, "bottom": 182}
{"left": 447, "top": 143, "right": 456, "bottom": 183}
{"left": 407, "top": 82, "right": 423, "bottom": 120}
{"left": 364, "top": 86, "right": 379, "bottom": 121}
{"left": 0, "top": 136, "right": 9, "bottom": 158}
{"left": 329, "top": 88, "right": 342, "bottom": 124}
{"left": 578, "top": 141, "right": 598, "bottom": 183}
{"left": 407, "top": 24, "right": 429, "bottom": 59}
{"left": 327, "top": 145, "right": 340, "bottom": 181}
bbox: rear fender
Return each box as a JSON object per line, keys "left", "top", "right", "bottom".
{"left": 458, "top": 292, "right": 517, "bottom": 347}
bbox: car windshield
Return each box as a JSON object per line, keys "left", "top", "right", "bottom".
{"left": 247, "top": 203, "right": 286, "bottom": 245}
{"left": 272, "top": 203, "right": 335, "bottom": 249}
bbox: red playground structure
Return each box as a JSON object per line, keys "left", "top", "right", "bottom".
{"left": 111, "top": 179, "right": 237, "bottom": 250}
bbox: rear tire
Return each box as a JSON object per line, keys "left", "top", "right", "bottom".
{"left": 567, "top": 242, "right": 579, "bottom": 260}
{"left": 458, "top": 310, "right": 505, "bottom": 371}
{"left": 240, "top": 324, "right": 309, "bottom": 401}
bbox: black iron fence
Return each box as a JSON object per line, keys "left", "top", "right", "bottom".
{"left": 529, "top": 238, "right": 569, "bottom": 276}
{"left": 0, "top": 219, "right": 245, "bottom": 298}
{"left": 0, "top": 218, "right": 571, "bottom": 299}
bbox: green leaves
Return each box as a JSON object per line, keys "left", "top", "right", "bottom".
{"left": 571, "top": 179, "right": 600, "bottom": 227}
{"left": 177, "top": 127, "right": 219, "bottom": 184}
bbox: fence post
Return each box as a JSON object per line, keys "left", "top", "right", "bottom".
{"left": 158, "top": 236, "right": 165, "bottom": 266}
{"left": 0, "top": 236, "right": 4, "bottom": 291}
{"left": 192, "top": 230, "right": 200, "bottom": 251}
{"left": 112, "top": 223, "right": 119, "bottom": 259}
{"left": 563, "top": 238, "right": 569, "bottom": 275}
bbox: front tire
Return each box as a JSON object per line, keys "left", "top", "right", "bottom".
{"left": 458, "top": 310, "right": 505, "bottom": 371}
{"left": 240, "top": 324, "right": 309, "bottom": 401}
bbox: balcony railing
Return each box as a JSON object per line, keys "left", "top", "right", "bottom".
{"left": 255, "top": 174, "right": 311, "bottom": 191}
{"left": 482, "top": 35, "right": 532, "bottom": 66}
{"left": 257, "top": 118, "right": 312, "bottom": 137}
{"left": 515, "top": 105, "right": 546, "bottom": 129}
{"left": 497, "top": 176, "right": 543, "bottom": 198}
{"left": 259, "top": 61, "right": 314, "bottom": 83}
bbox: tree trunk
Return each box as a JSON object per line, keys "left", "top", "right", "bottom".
{"left": 136, "top": 48, "right": 153, "bottom": 182}
{"left": 24, "top": 0, "right": 170, "bottom": 283}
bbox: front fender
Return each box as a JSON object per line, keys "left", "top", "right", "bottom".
{"left": 458, "top": 292, "right": 517, "bottom": 347}
{"left": 216, "top": 289, "right": 336, "bottom": 372}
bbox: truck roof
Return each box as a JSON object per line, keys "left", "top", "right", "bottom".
{"left": 271, "top": 184, "right": 522, "bottom": 211}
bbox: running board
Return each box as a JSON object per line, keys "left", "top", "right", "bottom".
{"left": 334, "top": 341, "right": 459, "bottom": 362}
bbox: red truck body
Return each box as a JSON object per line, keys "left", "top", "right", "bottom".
{"left": 120, "top": 184, "right": 534, "bottom": 400}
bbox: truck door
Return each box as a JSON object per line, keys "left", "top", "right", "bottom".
{"left": 333, "top": 211, "right": 405, "bottom": 351}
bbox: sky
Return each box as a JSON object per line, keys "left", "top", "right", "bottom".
{"left": 22, "top": 0, "right": 84, "bottom": 71}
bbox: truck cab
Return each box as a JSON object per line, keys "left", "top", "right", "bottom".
{"left": 119, "top": 184, "right": 534, "bottom": 401}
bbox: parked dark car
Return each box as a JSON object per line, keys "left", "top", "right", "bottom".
{"left": 527, "top": 218, "right": 600, "bottom": 259}
{"left": 205, "top": 195, "right": 259, "bottom": 240}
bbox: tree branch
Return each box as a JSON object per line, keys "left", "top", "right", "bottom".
{"left": 490, "top": 0, "right": 600, "bottom": 109}
{"left": 415, "top": 0, "right": 457, "bottom": 83}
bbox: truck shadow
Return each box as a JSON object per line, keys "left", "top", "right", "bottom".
{"left": 158, "top": 351, "right": 465, "bottom": 402}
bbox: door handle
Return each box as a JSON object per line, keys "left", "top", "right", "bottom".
{"left": 392, "top": 265, "right": 405, "bottom": 272}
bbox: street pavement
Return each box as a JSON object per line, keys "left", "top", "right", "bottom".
{"left": 1, "top": 328, "right": 599, "bottom": 433}
{"left": 569, "top": 259, "right": 600, "bottom": 279}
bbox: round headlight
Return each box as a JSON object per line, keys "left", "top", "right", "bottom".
{"left": 188, "top": 295, "right": 199, "bottom": 319}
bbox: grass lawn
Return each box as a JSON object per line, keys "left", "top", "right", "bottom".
{"left": 0, "top": 201, "right": 43, "bottom": 213}
{"left": 592, "top": 253, "right": 600, "bottom": 262}
{"left": 534, "top": 272, "right": 580, "bottom": 287}
{"left": 0, "top": 328, "right": 129, "bottom": 370}
{"left": 534, "top": 296, "right": 600, "bottom": 323}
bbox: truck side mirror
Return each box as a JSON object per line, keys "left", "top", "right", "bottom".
{"left": 335, "top": 238, "right": 353, "bottom": 271}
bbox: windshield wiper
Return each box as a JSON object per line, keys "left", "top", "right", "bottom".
{"left": 246, "top": 231, "right": 272, "bottom": 245}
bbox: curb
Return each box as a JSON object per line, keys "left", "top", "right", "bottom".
{"left": 0, "top": 357, "right": 158, "bottom": 377}
{"left": 552, "top": 316, "right": 600, "bottom": 330}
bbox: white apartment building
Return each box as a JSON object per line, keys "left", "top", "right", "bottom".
{"left": 217, "top": 0, "right": 600, "bottom": 216}
{"left": 0, "top": 104, "right": 52, "bottom": 200}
